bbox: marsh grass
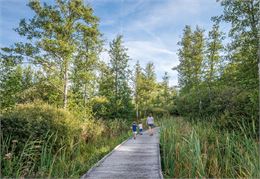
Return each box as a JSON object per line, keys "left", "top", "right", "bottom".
{"left": 1, "top": 126, "right": 130, "bottom": 178}
{"left": 160, "top": 117, "right": 259, "bottom": 178}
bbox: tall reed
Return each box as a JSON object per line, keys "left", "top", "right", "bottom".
{"left": 160, "top": 117, "right": 260, "bottom": 178}
{"left": 1, "top": 125, "right": 130, "bottom": 178}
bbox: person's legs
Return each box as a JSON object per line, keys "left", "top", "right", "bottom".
{"left": 133, "top": 131, "right": 136, "bottom": 139}
{"left": 150, "top": 124, "right": 154, "bottom": 135}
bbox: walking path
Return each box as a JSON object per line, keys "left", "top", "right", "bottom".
{"left": 81, "top": 128, "right": 163, "bottom": 179}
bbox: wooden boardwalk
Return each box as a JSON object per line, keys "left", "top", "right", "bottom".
{"left": 81, "top": 128, "right": 163, "bottom": 179}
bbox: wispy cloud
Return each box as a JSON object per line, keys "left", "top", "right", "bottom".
{"left": 1, "top": 0, "right": 225, "bottom": 86}
{"left": 124, "top": 40, "right": 179, "bottom": 85}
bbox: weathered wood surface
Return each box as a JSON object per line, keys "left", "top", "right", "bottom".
{"left": 81, "top": 127, "right": 163, "bottom": 179}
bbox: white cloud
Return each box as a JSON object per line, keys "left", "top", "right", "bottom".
{"left": 124, "top": 40, "right": 179, "bottom": 86}
{"left": 94, "top": 0, "right": 224, "bottom": 86}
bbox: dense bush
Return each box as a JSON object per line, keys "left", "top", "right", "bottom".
{"left": 1, "top": 102, "right": 131, "bottom": 178}
{"left": 150, "top": 107, "right": 170, "bottom": 118}
{"left": 81, "top": 119, "right": 105, "bottom": 142}
{"left": 0, "top": 102, "right": 81, "bottom": 150}
{"left": 175, "top": 85, "right": 259, "bottom": 134}
{"left": 91, "top": 96, "right": 110, "bottom": 119}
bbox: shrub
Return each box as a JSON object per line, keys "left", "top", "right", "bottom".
{"left": 91, "top": 96, "right": 110, "bottom": 119}
{"left": 81, "top": 119, "right": 105, "bottom": 142}
{"left": 0, "top": 102, "right": 81, "bottom": 151}
{"left": 175, "top": 85, "right": 259, "bottom": 135}
{"left": 150, "top": 107, "right": 170, "bottom": 118}
{"left": 1, "top": 102, "right": 132, "bottom": 178}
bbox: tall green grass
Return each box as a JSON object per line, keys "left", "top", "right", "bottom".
{"left": 160, "top": 117, "right": 260, "bottom": 178}
{"left": 1, "top": 103, "right": 132, "bottom": 178}
{"left": 1, "top": 123, "right": 131, "bottom": 178}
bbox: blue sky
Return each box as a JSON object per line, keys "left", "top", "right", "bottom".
{"left": 0, "top": 0, "right": 229, "bottom": 86}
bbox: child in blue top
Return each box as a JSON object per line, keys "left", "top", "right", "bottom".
{"left": 132, "top": 122, "right": 137, "bottom": 139}
{"left": 138, "top": 123, "right": 143, "bottom": 135}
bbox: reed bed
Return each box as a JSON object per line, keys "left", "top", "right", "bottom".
{"left": 1, "top": 126, "right": 130, "bottom": 178}
{"left": 160, "top": 117, "right": 259, "bottom": 178}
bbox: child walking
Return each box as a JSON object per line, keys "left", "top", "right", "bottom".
{"left": 132, "top": 121, "right": 137, "bottom": 139}
{"left": 138, "top": 123, "right": 143, "bottom": 135}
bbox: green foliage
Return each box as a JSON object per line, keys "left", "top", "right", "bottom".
{"left": 133, "top": 61, "right": 175, "bottom": 118}
{"left": 1, "top": 102, "right": 131, "bottom": 178}
{"left": 1, "top": 125, "right": 130, "bottom": 178}
{"left": 176, "top": 85, "right": 259, "bottom": 135}
{"left": 0, "top": 60, "right": 23, "bottom": 108}
{"left": 205, "top": 22, "right": 224, "bottom": 82}
{"left": 174, "top": 0, "right": 259, "bottom": 134}
{"left": 1, "top": 102, "right": 80, "bottom": 149}
{"left": 1, "top": 0, "right": 102, "bottom": 108}
{"left": 99, "top": 35, "right": 134, "bottom": 119}
{"left": 149, "top": 107, "right": 169, "bottom": 118}
{"left": 1, "top": 0, "right": 259, "bottom": 177}
{"left": 160, "top": 118, "right": 259, "bottom": 178}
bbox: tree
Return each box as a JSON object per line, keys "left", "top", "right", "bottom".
{"left": 161, "top": 72, "right": 170, "bottom": 106}
{"left": 133, "top": 61, "right": 143, "bottom": 120}
{"left": 106, "top": 35, "right": 133, "bottom": 118}
{"left": 1, "top": 0, "right": 101, "bottom": 108}
{"left": 216, "top": 0, "right": 259, "bottom": 89}
{"left": 191, "top": 26, "right": 205, "bottom": 87}
{"left": 205, "top": 22, "right": 224, "bottom": 83}
{"left": 0, "top": 60, "right": 23, "bottom": 109}
{"left": 175, "top": 25, "right": 205, "bottom": 92}
{"left": 203, "top": 22, "right": 225, "bottom": 103}
{"left": 174, "top": 25, "right": 193, "bottom": 91}
{"left": 143, "top": 62, "right": 157, "bottom": 113}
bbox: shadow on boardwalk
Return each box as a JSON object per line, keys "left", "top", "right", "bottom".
{"left": 81, "top": 127, "right": 163, "bottom": 179}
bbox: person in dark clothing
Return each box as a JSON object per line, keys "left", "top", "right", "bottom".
{"left": 132, "top": 121, "right": 137, "bottom": 139}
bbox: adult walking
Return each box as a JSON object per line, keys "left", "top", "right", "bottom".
{"left": 146, "top": 113, "right": 154, "bottom": 136}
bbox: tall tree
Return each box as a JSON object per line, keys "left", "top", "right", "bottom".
{"left": 205, "top": 22, "right": 224, "bottom": 83}
{"left": 70, "top": 13, "right": 102, "bottom": 109}
{"left": 143, "top": 62, "right": 157, "bottom": 112}
{"left": 203, "top": 22, "right": 224, "bottom": 103}
{"left": 0, "top": 58, "right": 23, "bottom": 108}
{"left": 107, "top": 35, "right": 133, "bottom": 118}
{"left": 1, "top": 0, "right": 101, "bottom": 108}
{"left": 161, "top": 72, "right": 170, "bottom": 106}
{"left": 191, "top": 26, "right": 205, "bottom": 87}
{"left": 216, "top": 0, "right": 259, "bottom": 89}
{"left": 134, "top": 61, "right": 143, "bottom": 120}
{"left": 174, "top": 25, "right": 193, "bottom": 91}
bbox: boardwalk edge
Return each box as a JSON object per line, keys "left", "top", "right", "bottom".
{"left": 80, "top": 135, "right": 132, "bottom": 178}
{"left": 157, "top": 129, "right": 164, "bottom": 179}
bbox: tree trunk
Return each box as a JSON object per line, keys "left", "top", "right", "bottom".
{"left": 63, "top": 64, "right": 69, "bottom": 109}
